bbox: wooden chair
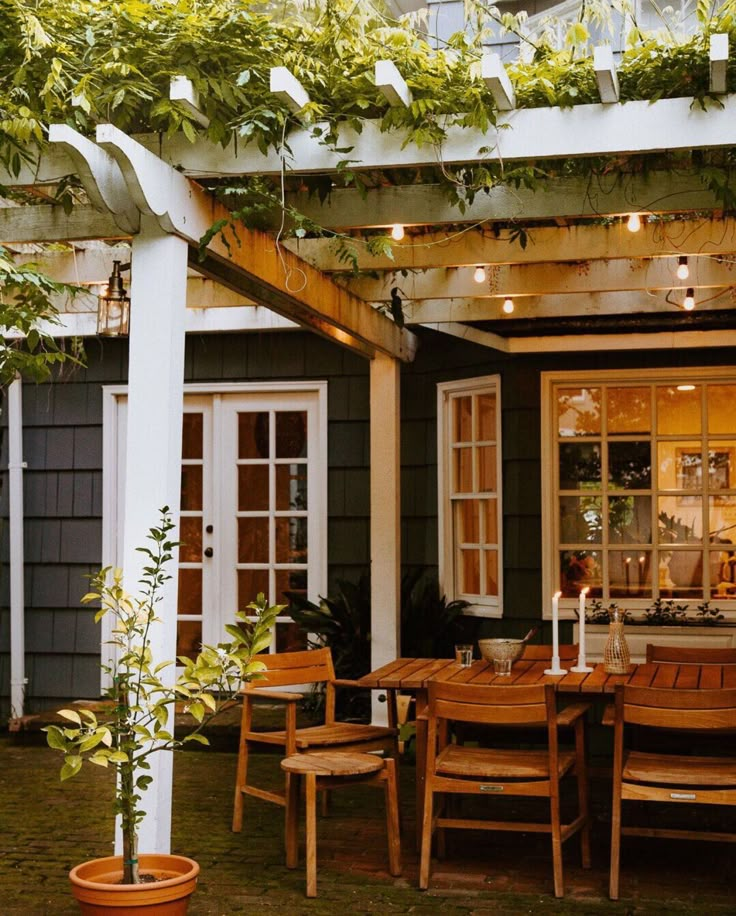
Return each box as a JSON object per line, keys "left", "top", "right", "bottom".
{"left": 521, "top": 644, "right": 579, "bottom": 661}
{"left": 610, "top": 684, "right": 736, "bottom": 900}
{"left": 419, "top": 681, "right": 591, "bottom": 898}
{"left": 232, "top": 647, "right": 398, "bottom": 832}
{"left": 645, "top": 643, "right": 736, "bottom": 664}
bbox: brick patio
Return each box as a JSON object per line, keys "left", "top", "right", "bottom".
{"left": 1, "top": 730, "right": 735, "bottom": 915}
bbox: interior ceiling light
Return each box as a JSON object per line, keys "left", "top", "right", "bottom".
{"left": 683, "top": 287, "right": 695, "bottom": 311}
{"left": 676, "top": 256, "right": 689, "bottom": 280}
{"left": 502, "top": 297, "right": 515, "bottom": 314}
{"left": 677, "top": 384, "right": 696, "bottom": 391}
{"left": 390, "top": 224, "right": 405, "bottom": 241}
{"left": 627, "top": 213, "right": 642, "bottom": 232}
{"left": 473, "top": 265, "right": 487, "bottom": 283}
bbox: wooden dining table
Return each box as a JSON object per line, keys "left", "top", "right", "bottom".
{"left": 356, "top": 657, "right": 736, "bottom": 842}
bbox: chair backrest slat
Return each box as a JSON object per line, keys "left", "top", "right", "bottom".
{"left": 252, "top": 647, "right": 334, "bottom": 688}
{"left": 646, "top": 644, "right": 736, "bottom": 664}
{"left": 429, "top": 681, "right": 551, "bottom": 727}
{"left": 618, "top": 685, "right": 736, "bottom": 730}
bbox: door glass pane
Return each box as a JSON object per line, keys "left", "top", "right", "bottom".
{"left": 476, "top": 393, "right": 496, "bottom": 441}
{"left": 477, "top": 445, "right": 496, "bottom": 492}
{"left": 276, "top": 621, "right": 307, "bottom": 652}
{"left": 658, "top": 496, "right": 702, "bottom": 543}
{"left": 459, "top": 548, "right": 480, "bottom": 594}
{"left": 608, "top": 441, "right": 651, "bottom": 488}
{"left": 610, "top": 550, "right": 650, "bottom": 598}
{"left": 708, "top": 443, "right": 735, "bottom": 492}
{"left": 176, "top": 621, "right": 202, "bottom": 661}
{"left": 276, "top": 464, "right": 308, "bottom": 511}
{"left": 710, "top": 494, "right": 736, "bottom": 547}
{"left": 657, "top": 441, "right": 701, "bottom": 491}
{"left": 453, "top": 396, "right": 472, "bottom": 443}
{"left": 182, "top": 413, "right": 203, "bottom": 459}
{"left": 484, "top": 550, "right": 498, "bottom": 595}
{"left": 483, "top": 498, "right": 498, "bottom": 543}
{"left": 711, "top": 543, "right": 736, "bottom": 599}
{"left": 238, "top": 517, "right": 269, "bottom": 563}
{"left": 456, "top": 500, "right": 479, "bottom": 543}
{"left": 708, "top": 385, "right": 736, "bottom": 434}
{"left": 276, "top": 517, "right": 308, "bottom": 564}
{"left": 663, "top": 550, "right": 702, "bottom": 595}
{"left": 276, "top": 569, "right": 308, "bottom": 602}
{"left": 178, "top": 568, "right": 202, "bottom": 614}
{"left": 607, "top": 387, "right": 650, "bottom": 434}
{"left": 454, "top": 447, "right": 473, "bottom": 493}
{"left": 657, "top": 385, "right": 701, "bottom": 435}
{"left": 179, "top": 517, "right": 202, "bottom": 562}
{"left": 238, "top": 412, "right": 269, "bottom": 459}
{"left": 608, "top": 496, "right": 651, "bottom": 543}
{"left": 559, "top": 443, "right": 601, "bottom": 489}
{"left": 180, "top": 466, "right": 203, "bottom": 511}
{"left": 557, "top": 388, "right": 601, "bottom": 437}
{"left": 560, "top": 550, "right": 602, "bottom": 597}
{"left": 238, "top": 465, "right": 269, "bottom": 510}
{"left": 238, "top": 569, "right": 269, "bottom": 607}
{"left": 560, "top": 496, "right": 602, "bottom": 543}
{"left": 275, "top": 411, "right": 307, "bottom": 458}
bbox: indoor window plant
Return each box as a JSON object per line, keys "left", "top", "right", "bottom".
{"left": 44, "top": 509, "right": 281, "bottom": 912}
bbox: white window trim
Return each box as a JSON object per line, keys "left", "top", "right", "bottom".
{"left": 437, "top": 374, "right": 503, "bottom": 618}
{"left": 541, "top": 365, "right": 736, "bottom": 622}
{"left": 100, "top": 381, "right": 328, "bottom": 688}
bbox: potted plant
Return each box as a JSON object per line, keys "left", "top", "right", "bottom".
{"left": 44, "top": 509, "right": 281, "bottom": 913}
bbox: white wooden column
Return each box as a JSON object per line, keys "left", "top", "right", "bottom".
{"left": 369, "top": 353, "right": 401, "bottom": 725}
{"left": 120, "top": 218, "right": 188, "bottom": 854}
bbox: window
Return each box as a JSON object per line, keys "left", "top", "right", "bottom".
{"left": 542, "top": 369, "right": 736, "bottom": 613}
{"left": 438, "top": 376, "right": 503, "bottom": 616}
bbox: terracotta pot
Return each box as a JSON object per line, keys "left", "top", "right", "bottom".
{"left": 69, "top": 854, "right": 199, "bottom": 915}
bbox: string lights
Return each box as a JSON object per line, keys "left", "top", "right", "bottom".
{"left": 627, "top": 213, "right": 642, "bottom": 232}
{"left": 676, "top": 256, "right": 689, "bottom": 280}
{"left": 390, "top": 224, "right": 405, "bottom": 241}
{"left": 502, "top": 297, "right": 515, "bottom": 314}
{"left": 683, "top": 287, "right": 695, "bottom": 311}
{"left": 473, "top": 265, "right": 487, "bottom": 283}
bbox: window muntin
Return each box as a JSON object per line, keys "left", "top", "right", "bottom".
{"left": 548, "top": 374, "right": 736, "bottom": 609}
{"left": 439, "top": 377, "right": 502, "bottom": 615}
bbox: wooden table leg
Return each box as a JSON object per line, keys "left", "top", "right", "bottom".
{"left": 383, "top": 758, "right": 402, "bottom": 877}
{"left": 305, "top": 771, "right": 318, "bottom": 898}
{"left": 285, "top": 771, "right": 299, "bottom": 869}
{"left": 414, "top": 688, "right": 428, "bottom": 851}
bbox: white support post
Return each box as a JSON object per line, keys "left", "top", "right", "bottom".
{"left": 710, "top": 33, "right": 729, "bottom": 95}
{"left": 369, "top": 354, "right": 401, "bottom": 726}
{"left": 481, "top": 52, "right": 516, "bottom": 111}
{"left": 269, "top": 67, "right": 310, "bottom": 114}
{"left": 594, "top": 46, "right": 620, "bottom": 103}
{"left": 8, "top": 376, "right": 26, "bottom": 721}
{"left": 169, "top": 76, "right": 210, "bottom": 128}
{"left": 375, "top": 60, "right": 413, "bottom": 108}
{"left": 118, "top": 219, "right": 188, "bottom": 855}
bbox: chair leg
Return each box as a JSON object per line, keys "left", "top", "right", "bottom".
{"left": 575, "top": 725, "right": 592, "bottom": 869}
{"left": 418, "top": 787, "right": 434, "bottom": 890}
{"left": 383, "top": 758, "right": 402, "bottom": 877}
{"left": 549, "top": 794, "right": 564, "bottom": 898}
{"left": 232, "top": 737, "right": 249, "bottom": 833}
{"left": 435, "top": 794, "right": 446, "bottom": 861}
{"left": 609, "top": 785, "right": 622, "bottom": 900}
{"left": 285, "top": 772, "right": 300, "bottom": 869}
{"left": 305, "top": 772, "right": 318, "bottom": 898}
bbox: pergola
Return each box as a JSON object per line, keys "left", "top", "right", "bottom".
{"left": 3, "top": 47, "right": 736, "bottom": 850}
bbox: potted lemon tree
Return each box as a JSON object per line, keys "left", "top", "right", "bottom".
{"left": 45, "top": 509, "right": 281, "bottom": 913}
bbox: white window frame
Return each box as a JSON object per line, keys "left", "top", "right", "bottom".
{"left": 541, "top": 366, "right": 736, "bottom": 622}
{"left": 437, "top": 375, "right": 503, "bottom": 618}
{"left": 100, "top": 381, "right": 328, "bottom": 686}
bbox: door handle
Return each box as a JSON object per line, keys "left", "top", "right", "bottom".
{"left": 203, "top": 547, "right": 214, "bottom": 558}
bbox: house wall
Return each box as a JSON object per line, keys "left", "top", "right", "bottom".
{"left": 1, "top": 327, "right": 734, "bottom": 714}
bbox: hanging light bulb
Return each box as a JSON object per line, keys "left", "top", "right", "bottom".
{"left": 676, "top": 256, "right": 689, "bottom": 280}
{"left": 390, "top": 224, "right": 405, "bottom": 241}
{"left": 502, "top": 297, "right": 515, "bottom": 314}
{"left": 683, "top": 287, "right": 695, "bottom": 311}
{"left": 627, "top": 212, "right": 642, "bottom": 232}
{"left": 473, "top": 265, "right": 487, "bottom": 284}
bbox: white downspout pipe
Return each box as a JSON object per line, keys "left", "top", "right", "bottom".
{"left": 8, "top": 375, "right": 27, "bottom": 722}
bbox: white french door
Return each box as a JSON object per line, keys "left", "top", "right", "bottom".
{"left": 102, "top": 383, "right": 328, "bottom": 663}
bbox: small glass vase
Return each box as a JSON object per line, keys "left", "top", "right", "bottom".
{"left": 603, "top": 610, "right": 630, "bottom": 674}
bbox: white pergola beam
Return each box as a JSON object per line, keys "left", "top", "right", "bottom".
{"left": 710, "top": 33, "right": 729, "bottom": 95}
{"left": 348, "top": 256, "right": 736, "bottom": 301}
{"left": 139, "top": 95, "right": 736, "bottom": 176}
{"left": 0, "top": 205, "right": 125, "bottom": 243}
{"left": 481, "top": 52, "right": 515, "bottom": 110}
{"left": 269, "top": 66, "right": 310, "bottom": 114}
{"left": 375, "top": 60, "right": 412, "bottom": 108}
{"left": 593, "top": 46, "right": 620, "bottom": 103}
{"left": 169, "top": 76, "right": 210, "bottom": 128}
{"left": 284, "top": 173, "right": 721, "bottom": 230}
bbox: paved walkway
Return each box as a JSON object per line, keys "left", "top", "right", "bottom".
{"left": 2, "top": 733, "right": 735, "bottom": 915}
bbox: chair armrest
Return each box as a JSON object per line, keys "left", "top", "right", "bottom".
{"left": 240, "top": 687, "right": 303, "bottom": 703}
{"left": 556, "top": 703, "right": 591, "bottom": 727}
